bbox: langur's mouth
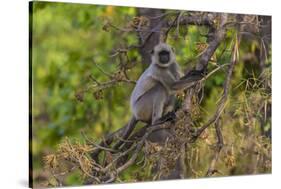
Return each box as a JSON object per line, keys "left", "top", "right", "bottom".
{"left": 158, "top": 50, "right": 170, "bottom": 64}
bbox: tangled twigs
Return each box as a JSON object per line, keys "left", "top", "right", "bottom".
{"left": 89, "top": 120, "right": 172, "bottom": 183}
{"left": 76, "top": 57, "right": 136, "bottom": 102}
{"left": 88, "top": 109, "right": 179, "bottom": 183}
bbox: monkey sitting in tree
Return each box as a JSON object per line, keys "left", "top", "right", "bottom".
{"left": 114, "top": 43, "right": 204, "bottom": 149}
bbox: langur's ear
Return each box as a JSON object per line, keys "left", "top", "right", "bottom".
{"left": 172, "top": 47, "right": 175, "bottom": 52}
{"left": 150, "top": 49, "right": 154, "bottom": 54}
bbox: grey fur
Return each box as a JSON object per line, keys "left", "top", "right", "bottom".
{"left": 130, "top": 43, "right": 182, "bottom": 124}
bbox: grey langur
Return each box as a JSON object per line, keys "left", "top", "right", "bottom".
{"left": 131, "top": 43, "right": 182, "bottom": 124}
{"left": 114, "top": 43, "right": 203, "bottom": 148}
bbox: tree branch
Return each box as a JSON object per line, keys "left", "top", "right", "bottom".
{"left": 196, "top": 14, "right": 228, "bottom": 71}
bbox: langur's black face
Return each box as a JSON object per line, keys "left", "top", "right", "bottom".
{"left": 158, "top": 50, "right": 170, "bottom": 64}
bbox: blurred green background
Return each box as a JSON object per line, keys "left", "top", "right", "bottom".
{"left": 30, "top": 1, "right": 271, "bottom": 187}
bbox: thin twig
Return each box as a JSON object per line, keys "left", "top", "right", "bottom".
{"left": 206, "top": 119, "right": 224, "bottom": 176}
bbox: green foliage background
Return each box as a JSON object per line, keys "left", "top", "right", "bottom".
{"left": 30, "top": 1, "right": 271, "bottom": 187}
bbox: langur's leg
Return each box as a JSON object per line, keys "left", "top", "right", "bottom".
{"left": 148, "top": 89, "right": 172, "bottom": 143}
{"left": 163, "top": 96, "right": 176, "bottom": 115}
{"left": 151, "top": 97, "right": 165, "bottom": 125}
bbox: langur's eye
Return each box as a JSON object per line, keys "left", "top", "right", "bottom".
{"left": 150, "top": 49, "right": 154, "bottom": 54}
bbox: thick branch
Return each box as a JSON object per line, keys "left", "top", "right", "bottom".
{"left": 196, "top": 14, "right": 228, "bottom": 71}
{"left": 165, "top": 14, "right": 215, "bottom": 28}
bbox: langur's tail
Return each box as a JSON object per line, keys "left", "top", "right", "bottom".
{"left": 113, "top": 116, "right": 138, "bottom": 150}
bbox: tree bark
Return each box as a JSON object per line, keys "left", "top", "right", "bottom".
{"left": 138, "top": 8, "right": 164, "bottom": 65}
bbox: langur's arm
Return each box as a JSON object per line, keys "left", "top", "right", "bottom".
{"left": 171, "top": 69, "right": 205, "bottom": 91}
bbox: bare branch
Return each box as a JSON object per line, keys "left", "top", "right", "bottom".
{"left": 165, "top": 14, "right": 215, "bottom": 28}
